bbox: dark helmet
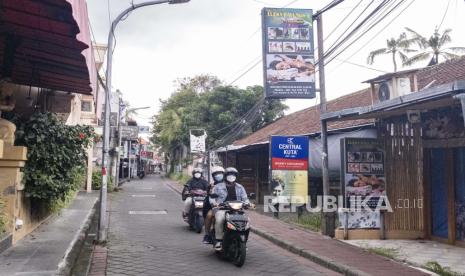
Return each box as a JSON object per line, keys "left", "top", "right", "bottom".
{"left": 225, "top": 167, "right": 238, "bottom": 176}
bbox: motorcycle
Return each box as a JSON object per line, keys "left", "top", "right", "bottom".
{"left": 184, "top": 188, "right": 207, "bottom": 233}
{"left": 210, "top": 199, "right": 251, "bottom": 267}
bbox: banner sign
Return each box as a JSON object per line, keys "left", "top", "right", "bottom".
{"left": 261, "top": 8, "right": 315, "bottom": 99}
{"left": 270, "top": 136, "right": 309, "bottom": 203}
{"left": 340, "top": 138, "right": 386, "bottom": 229}
{"left": 190, "top": 130, "right": 207, "bottom": 153}
{"left": 121, "top": 126, "right": 139, "bottom": 141}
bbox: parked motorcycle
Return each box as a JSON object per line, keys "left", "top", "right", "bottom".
{"left": 184, "top": 188, "right": 207, "bottom": 233}
{"left": 210, "top": 199, "right": 251, "bottom": 267}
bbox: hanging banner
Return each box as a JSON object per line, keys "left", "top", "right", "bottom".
{"left": 340, "top": 138, "right": 386, "bottom": 229}
{"left": 261, "top": 8, "right": 316, "bottom": 99}
{"left": 190, "top": 130, "right": 207, "bottom": 153}
{"left": 270, "top": 136, "right": 309, "bottom": 203}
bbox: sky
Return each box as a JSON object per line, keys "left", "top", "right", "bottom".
{"left": 87, "top": 0, "right": 465, "bottom": 127}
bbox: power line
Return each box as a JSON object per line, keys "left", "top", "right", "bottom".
{"left": 228, "top": 59, "right": 262, "bottom": 86}
{"left": 438, "top": 0, "right": 451, "bottom": 30}
{"left": 324, "top": 0, "right": 364, "bottom": 42}
{"left": 328, "top": 0, "right": 417, "bottom": 74}
{"left": 325, "top": 0, "right": 407, "bottom": 65}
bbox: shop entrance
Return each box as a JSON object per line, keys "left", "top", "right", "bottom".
{"left": 427, "top": 147, "right": 465, "bottom": 245}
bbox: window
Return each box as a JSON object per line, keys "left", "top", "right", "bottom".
{"left": 81, "top": 100, "right": 92, "bottom": 112}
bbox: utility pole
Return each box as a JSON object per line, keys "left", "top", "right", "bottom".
{"left": 98, "top": 0, "right": 191, "bottom": 242}
{"left": 115, "top": 97, "right": 122, "bottom": 187}
{"left": 316, "top": 14, "right": 335, "bottom": 237}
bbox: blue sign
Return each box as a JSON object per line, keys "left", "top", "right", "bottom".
{"left": 271, "top": 136, "right": 309, "bottom": 170}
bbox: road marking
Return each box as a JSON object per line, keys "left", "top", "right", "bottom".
{"left": 131, "top": 194, "right": 156, "bottom": 198}
{"left": 137, "top": 187, "right": 153, "bottom": 190}
{"left": 129, "top": 210, "right": 167, "bottom": 215}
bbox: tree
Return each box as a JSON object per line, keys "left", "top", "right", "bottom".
{"left": 151, "top": 75, "right": 287, "bottom": 168}
{"left": 403, "top": 28, "right": 465, "bottom": 66}
{"left": 367, "top": 32, "right": 416, "bottom": 72}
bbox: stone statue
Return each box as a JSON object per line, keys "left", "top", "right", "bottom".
{"left": 0, "top": 81, "right": 17, "bottom": 145}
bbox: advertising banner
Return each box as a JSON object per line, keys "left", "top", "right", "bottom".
{"left": 121, "top": 126, "right": 139, "bottom": 141}
{"left": 340, "top": 138, "right": 386, "bottom": 229}
{"left": 270, "top": 136, "right": 309, "bottom": 203}
{"left": 190, "top": 131, "right": 207, "bottom": 153}
{"left": 261, "top": 8, "right": 315, "bottom": 99}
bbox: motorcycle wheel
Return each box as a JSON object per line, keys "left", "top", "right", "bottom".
{"left": 194, "top": 213, "right": 203, "bottom": 233}
{"left": 231, "top": 238, "right": 246, "bottom": 267}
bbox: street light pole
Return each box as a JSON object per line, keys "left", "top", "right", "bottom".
{"left": 98, "top": 0, "right": 191, "bottom": 242}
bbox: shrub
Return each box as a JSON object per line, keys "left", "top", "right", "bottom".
{"left": 424, "top": 261, "right": 460, "bottom": 276}
{"left": 0, "top": 197, "right": 7, "bottom": 235}
{"left": 14, "top": 113, "right": 94, "bottom": 207}
{"left": 92, "top": 170, "right": 113, "bottom": 192}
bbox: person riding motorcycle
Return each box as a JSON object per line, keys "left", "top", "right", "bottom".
{"left": 209, "top": 167, "right": 251, "bottom": 250}
{"left": 202, "top": 166, "right": 225, "bottom": 244}
{"left": 182, "top": 168, "right": 209, "bottom": 220}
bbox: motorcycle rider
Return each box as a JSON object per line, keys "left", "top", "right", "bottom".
{"left": 210, "top": 167, "right": 251, "bottom": 250}
{"left": 202, "top": 166, "right": 225, "bottom": 244}
{"left": 182, "top": 168, "right": 209, "bottom": 221}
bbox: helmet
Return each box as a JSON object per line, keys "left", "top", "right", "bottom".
{"left": 225, "top": 167, "right": 238, "bottom": 176}
{"left": 192, "top": 167, "right": 203, "bottom": 176}
{"left": 211, "top": 166, "right": 225, "bottom": 176}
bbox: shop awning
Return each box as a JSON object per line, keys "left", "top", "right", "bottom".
{"left": 0, "top": 0, "right": 92, "bottom": 94}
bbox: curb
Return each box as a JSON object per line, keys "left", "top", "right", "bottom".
{"left": 56, "top": 197, "right": 99, "bottom": 275}
{"left": 164, "top": 179, "right": 368, "bottom": 276}
{"left": 250, "top": 227, "right": 371, "bottom": 276}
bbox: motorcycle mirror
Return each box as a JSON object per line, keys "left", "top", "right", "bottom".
{"left": 210, "top": 193, "right": 219, "bottom": 199}
{"left": 249, "top": 193, "right": 256, "bottom": 199}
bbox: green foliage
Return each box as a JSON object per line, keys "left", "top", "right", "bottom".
{"left": 424, "top": 261, "right": 461, "bottom": 276}
{"left": 152, "top": 75, "right": 288, "bottom": 156}
{"left": 14, "top": 113, "right": 94, "bottom": 206}
{"left": 0, "top": 197, "right": 8, "bottom": 235}
{"left": 280, "top": 212, "right": 321, "bottom": 232}
{"left": 91, "top": 170, "right": 114, "bottom": 192}
{"left": 367, "top": 247, "right": 399, "bottom": 259}
{"left": 168, "top": 172, "right": 191, "bottom": 185}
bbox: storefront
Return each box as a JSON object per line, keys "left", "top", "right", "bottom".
{"left": 323, "top": 72, "right": 465, "bottom": 245}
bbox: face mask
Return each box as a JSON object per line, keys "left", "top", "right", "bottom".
{"left": 194, "top": 173, "right": 201, "bottom": 179}
{"left": 214, "top": 174, "right": 224, "bottom": 182}
{"left": 226, "top": 175, "right": 236, "bottom": 183}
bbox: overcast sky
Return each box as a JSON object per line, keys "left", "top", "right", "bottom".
{"left": 87, "top": 0, "right": 465, "bottom": 127}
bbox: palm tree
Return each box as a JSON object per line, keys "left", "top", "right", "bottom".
{"left": 403, "top": 28, "right": 465, "bottom": 66}
{"left": 367, "top": 32, "right": 416, "bottom": 72}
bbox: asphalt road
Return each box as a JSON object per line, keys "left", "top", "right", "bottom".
{"left": 105, "top": 175, "right": 339, "bottom": 276}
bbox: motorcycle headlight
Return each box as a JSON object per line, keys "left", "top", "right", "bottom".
{"left": 194, "top": 201, "right": 204, "bottom": 208}
{"left": 228, "top": 202, "right": 243, "bottom": 210}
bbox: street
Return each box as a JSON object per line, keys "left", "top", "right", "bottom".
{"left": 104, "top": 175, "right": 339, "bottom": 276}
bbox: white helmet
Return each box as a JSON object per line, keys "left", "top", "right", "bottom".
{"left": 211, "top": 166, "right": 225, "bottom": 177}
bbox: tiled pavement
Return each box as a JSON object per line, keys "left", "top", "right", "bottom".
{"left": 91, "top": 175, "right": 340, "bottom": 276}
{"left": 344, "top": 239, "right": 465, "bottom": 274}
{"left": 165, "top": 178, "right": 430, "bottom": 276}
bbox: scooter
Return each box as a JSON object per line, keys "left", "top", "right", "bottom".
{"left": 210, "top": 200, "right": 251, "bottom": 267}
{"left": 184, "top": 188, "right": 207, "bottom": 233}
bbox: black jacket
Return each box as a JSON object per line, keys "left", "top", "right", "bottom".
{"left": 186, "top": 177, "right": 209, "bottom": 191}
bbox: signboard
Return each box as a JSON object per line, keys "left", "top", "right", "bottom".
{"left": 270, "top": 136, "right": 309, "bottom": 203}
{"left": 261, "top": 8, "right": 315, "bottom": 99}
{"left": 138, "top": 126, "right": 150, "bottom": 133}
{"left": 121, "top": 126, "right": 139, "bottom": 140}
{"left": 340, "top": 138, "right": 386, "bottom": 229}
{"left": 190, "top": 130, "right": 206, "bottom": 153}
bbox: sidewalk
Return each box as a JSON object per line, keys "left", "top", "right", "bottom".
{"left": 344, "top": 239, "right": 465, "bottom": 275}
{"left": 0, "top": 191, "right": 98, "bottom": 276}
{"left": 164, "top": 178, "right": 429, "bottom": 276}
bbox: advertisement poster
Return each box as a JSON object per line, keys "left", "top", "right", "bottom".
{"left": 340, "top": 138, "right": 386, "bottom": 229}
{"left": 270, "top": 136, "right": 309, "bottom": 203}
{"left": 261, "top": 8, "right": 315, "bottom": 99}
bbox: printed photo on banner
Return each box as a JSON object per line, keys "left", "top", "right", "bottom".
{"left": 266, "top": 54, "right": 315, "bottom": 83}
